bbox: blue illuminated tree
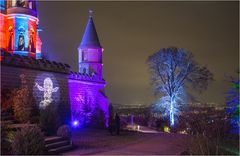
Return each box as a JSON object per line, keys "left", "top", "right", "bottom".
{"left": 225, "top": 74, "right": 239, "bottom": 133}
{"left": 147, "top": 47, "right": 213, "bottom": 126}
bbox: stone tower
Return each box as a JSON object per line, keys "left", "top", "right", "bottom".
{"left": 0, "top": 0, "right": 42, "bottom": 58}
{"left": 78, "top": 11, "right": 103, "bottom": 80}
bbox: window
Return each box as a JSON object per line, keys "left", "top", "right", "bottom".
{"left": 83, "top": 68, "right": 87, "bottom": 74}
{"left": 12, "top": 0, "right": 16, "bottom": 7}
{"left": 0, "top": 0, "right": 5, "bottom": 10}
{"left": 82, "top": 51, "right": 88, "bottom": 61}
{"left": 29, "top": 1, "right": 32, "bottom": 9}
{"left": 16, "top": 0, "right": 26, "bottom": 7}
{"left": 8, "top": 26, "right": 13, "bottom": 51}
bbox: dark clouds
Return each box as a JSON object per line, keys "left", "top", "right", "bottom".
{"left": 38, "top": 1, "right": 239, "bottom": 106}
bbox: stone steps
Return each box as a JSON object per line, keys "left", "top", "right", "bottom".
{"left": 45, "top": 136, "right": 74, "bottom": 154}
{"left": 1, "top": 110, "right": 15, "bottom": 124}
{"left": 48, "top": 144, "right": 73, "bottom": 154}
{"left": 45, "top": 136, "right": 65, "bottom": 144}
{"left": 46, "top": 140, "right": 70, "bottom": 150}
{"left": 0, "top": 120, "right": 15, "bottom": 125}
{"left": 1, "top": 115, "right": 13, "bottom": 120}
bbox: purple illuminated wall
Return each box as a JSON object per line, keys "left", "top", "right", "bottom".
{"left": 68, "top": 74, "right": 109, "bottom": 127}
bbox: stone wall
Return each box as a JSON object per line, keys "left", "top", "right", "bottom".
{"left": 69, "top": 76, "right": 109, "bottom": 127}
{"left": 1, "top": 52, "right": 109, "bottom": 127}
{"left": 1, "top": 64, "right": 71, "bottom": 125}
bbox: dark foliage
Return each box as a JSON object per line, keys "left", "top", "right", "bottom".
{"left": 1, "top": 124, "right": 14, "bottom": 155}
{"left": 225, "top": 74, "right": 240, "bottom": 134}
{"left": 90, "top": 107, "right": 106, "bottom": 128}
{"left": 11, "top": 125, "right": 45, "bottom": 155}
{"left": 57, "top": 125, "right": 71, "bottom": 139}
{"left": 39, "top": 103, "right": 60, "bottom": 135}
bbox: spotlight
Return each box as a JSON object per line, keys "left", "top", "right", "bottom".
{"left": 72, "top": 120, "right": 79, "bottom": 127}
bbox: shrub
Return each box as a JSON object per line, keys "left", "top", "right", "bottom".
{"left": 12, "top": 87, "right": 34, "bottom": 123}
{"left": 90, "top": 107, "right": 105, "bottom": 128}
{"left": 57, "top": 125, "right": 71, "bottom": 139}
{"left": 12, "top": 74, "right": 34, "bottom": 123}
{"left": 188, "top": 120, "right": 235, "bottom": 155}
{"left": 11, "top": 124, "right": 45, "bottom": 155}
{"left": 1, "top": 89, "right": 14, "bottom": 111}
{"left": 39, "top": 104, "right": 60, "bottom": 135}
{"left": 1, "top": 124, "right": 14, "bottom": 155}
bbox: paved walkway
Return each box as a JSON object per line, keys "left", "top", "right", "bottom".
{"left": 95, "top": 132, "right": 190, "bottom": 155}
{"left": 63, "top": 128, "right": 191, "bottom": 155}
{"left": 125, "top": 124, "right": 160, "bottom": 133}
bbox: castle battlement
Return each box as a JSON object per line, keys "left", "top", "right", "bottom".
{"left": 1, "top": 51, "right": 70, "bottom": 74}
{"left": 69, "top": 71, "right": 106, "bottom": 84}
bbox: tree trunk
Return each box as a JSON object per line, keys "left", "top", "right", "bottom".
{"left": 170, "top": 97, "right": 174, "bottom": 126}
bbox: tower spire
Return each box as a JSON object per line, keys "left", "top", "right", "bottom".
{"left": 78, "top": 11, "right": 103, "bottom": 79}
{"left": 79, "top": 10, "right": 101, "bottom": 49}
{"left": 89, "top": 9, "right": 93, "bottom": 17}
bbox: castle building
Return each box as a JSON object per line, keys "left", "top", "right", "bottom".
{"left": 0, "top": 0, "right": 42, "bottom": 58}
{"left": 69, "top": 11, "right": 109, "bottom": 127}
{"left": 1, "top": 0, "right": 109, "bottom": 127}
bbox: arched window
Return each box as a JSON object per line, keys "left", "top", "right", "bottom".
{"left": 17, "top": 26, "right": 25, "bottom": 51}
{"left": 11, "top": 0, "right": 16, "bottom": 7}
{"left": 83, "top": 68, "right": 87, "bottom": 74}
{"left": 8, "top": 26, "right": 13, "bottom": 51}
{"left": 82, "top": 51, "right": 88, "bottom": 61}
{"left": 28, "top": 28, "right": 35, "bottom": 52}
{"left": 0, "top": 0, "right": 5, "bottom": 10}
{"left": 29, "top": 1, "right": 32, "bottom": 9}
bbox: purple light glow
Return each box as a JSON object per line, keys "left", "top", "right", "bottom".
{"left": 72, "top": 120, "right": 79, "bottom": 127}
{"left": 68, "top": 78, "right": 109, "bottom": 127}
{"left": 68, "top": 13, "right": 109, "bottom": 128}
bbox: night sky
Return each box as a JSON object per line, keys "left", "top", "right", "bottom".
{"left": 38, "top": 1, "right": 239, "bottom": 106}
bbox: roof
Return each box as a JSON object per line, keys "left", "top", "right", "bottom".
{"left": 1, "top": 51, "right": 70, "bottom": 74}
{"left": 79, "top": 15, "right": 102, "bottom": 49}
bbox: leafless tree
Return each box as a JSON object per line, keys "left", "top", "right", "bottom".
{"left": 147, "top": 47, "right": 213, "bottom": 126}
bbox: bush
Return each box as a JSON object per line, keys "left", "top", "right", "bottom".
{"left": 1, "top": 124, "right": 14, "bottom": 155}
{"left": 12, "top": 74, "right": 34, "bottom": 123}
{"left": 1, "top": 89, "right": 14, "bottom": 111}
{"left": 57, "top": 125, "right": 71, "bottom": 139}
{"left": 39, "top": 104, "right": 60, "bottom": 135}
{"left": 12, "top": 87, "right": 32, "bottom": 122}
{"left": 188, "top": 134, "right": 233, "bottom": 155}
{"left": 90, "top": 107, "right": 105, "bottom": 128}
{"left": 11, "top": 124, "right": 45, "bottom": 155}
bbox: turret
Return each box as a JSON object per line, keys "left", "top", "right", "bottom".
{"left": 78, "top": 10, "right": 103, "bottom": 80}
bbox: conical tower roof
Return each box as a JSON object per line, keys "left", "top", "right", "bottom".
{"left": 79, "top": 11, "right": 101, "bottom": 49}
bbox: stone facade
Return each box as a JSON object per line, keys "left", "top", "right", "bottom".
{"left": 69, "top": 73, "right": 109, "bottom": 127}
{"left": 1, "top": 54, "right": 71, "bottom": 124}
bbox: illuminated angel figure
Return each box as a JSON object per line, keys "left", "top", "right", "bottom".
{"left": 35, "top": 77, "right": 59, "bottom": 109}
